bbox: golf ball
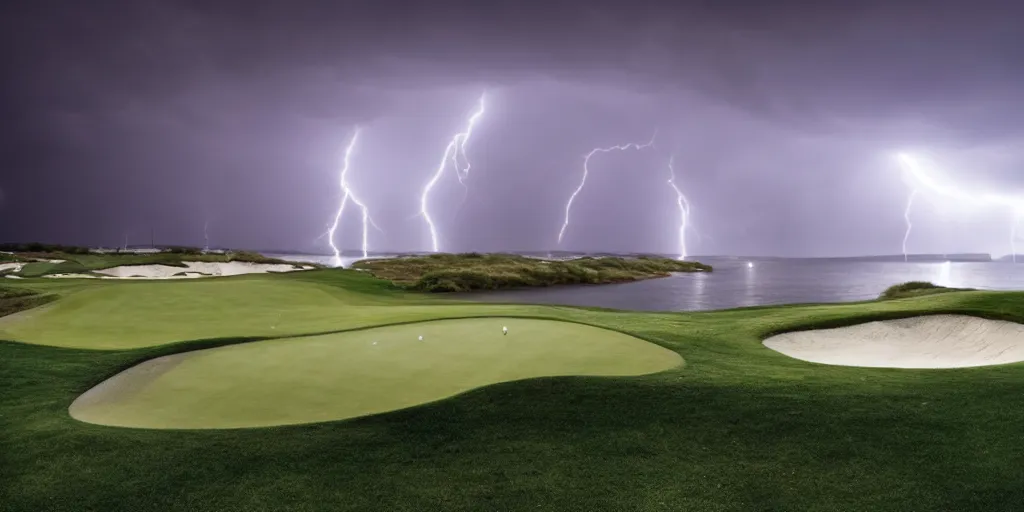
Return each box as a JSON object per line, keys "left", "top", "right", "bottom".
{"left": 418, "top": 335, "right": 423, "bottom": 341}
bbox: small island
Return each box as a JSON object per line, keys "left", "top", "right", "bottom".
{"left": 878, "top": 281, "right": 973, "bottom": 300}
{"left": 351, "top": 253, "right": 712, "bottom": 292}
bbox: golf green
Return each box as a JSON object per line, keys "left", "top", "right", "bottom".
{"left": 69, "top": 318, "right": 682, "bottom": 429}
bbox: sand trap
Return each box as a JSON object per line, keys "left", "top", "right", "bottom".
{"left": 4, "top": 275, "right": 23, "bottom": 279}
{"left": 43, "top": 273, "right": 98, "bottom": 279}
{"left": 93, "top": 261, "right": 305, "bottom": 279}
{"left": 764, "top": 315, "right": 1024, "bottom": 369}
{"left": 0, "top": 262, "right": 25, "bottom": 273}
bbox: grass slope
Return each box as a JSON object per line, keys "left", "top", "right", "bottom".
{"left": 352, "top": 253, "right": 712, "bottom": 292}
{"left": 2, "top": 272, "right": 1024, "bottom": 511}
{"left": 0, "top": 285, "right": 54, "bottom": 317}
{"left": 0, "top": 272, "right": 571, "bottom": 349}
{"left": 71, "top": 318, "right": 681, "bottom": 428}
{"left": 879, "top": 280, "right": 973, "bottom": 300}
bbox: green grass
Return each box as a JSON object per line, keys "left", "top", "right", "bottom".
{"left": 0, "top": 285, "right": 55, "bottom": 317}
{"left": 353, "top": 253, "right": 712, "bottom": 292}
{"left": 2, "top": 272, "right": 1024, "bottom": 511}
{"left": 879, "top": 280, "right": 973, "bottom": 300}
{"left": 70, "top": 318, "right": 681, "bottom": 429}
{"left": 0, "top": 252, "right": 28, "bottom": 263}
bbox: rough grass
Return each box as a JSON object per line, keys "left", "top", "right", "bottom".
{"left": 352, "top": 253, "right": 713, "bottom": 292}
{"left": 0, "top": 252, "right": 28, "bottom": 263}
{"left": 0, "top": 285, "right": 55, "bottom": 317}
{"left": 2, "top": 274, "right": 1024, "bottom": 511}
{"left": 879, "top": 281, "right": 973, "bottom": 300}
{"left": 10, "top": 250, "right": 304, "bottom": 278}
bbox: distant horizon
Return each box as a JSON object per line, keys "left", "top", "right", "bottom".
{"left": 5, "top": 240, "right": 1021, "bottom": 261}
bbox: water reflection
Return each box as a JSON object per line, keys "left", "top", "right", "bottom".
{"left": 935, "top": 261, "right": 954, "bottom": 288}
{"left": 451, "top": 259, "right": 1024, "bottom": 312}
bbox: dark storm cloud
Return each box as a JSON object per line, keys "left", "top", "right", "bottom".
{"left": 2, "top": 0, "right": 1023, "bottom": 255}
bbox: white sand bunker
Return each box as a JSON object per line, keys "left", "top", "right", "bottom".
{"left": 93, "top": 261, "right": 306, "bottom": 279}
{"left": 0, "top": 262, "right": 25, "bottom": 273}
{"left": 43, "top": 273, "right": 98, "bottom": 279}
{"left": 763, "top": 315, "right": 1024, "bottom": 369}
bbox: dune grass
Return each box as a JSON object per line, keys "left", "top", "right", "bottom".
{"left": 352, "top": 253, "right": 712, "bottom": 292}
{"left": 879, "top": 281, "right": 974, "bottom": 300}
{"left": 0, "top": 285, "right": 54, "bottom": 317}
{"left": 2, "top": 272, "right": 1024, "bottom": 510}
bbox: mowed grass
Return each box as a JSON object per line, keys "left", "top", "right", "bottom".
{"left": 0, "top": 271, "right": 566, "bottom": 349}
{"left": 2, "top": 270, "right": 1024, "bottom": 511}
{"left": 71, "top": 318, "right": 681, "bottom": 429}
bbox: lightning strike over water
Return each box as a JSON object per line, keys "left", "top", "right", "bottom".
{"left": 896, "top": 152, "right": 1024, "bottom": 261}
{"left": 419, "top": 94, "right": 486, "bottom": 252}
{"left": 1012, "top": 210, "right": 1023, "bottom": 263}
{"left": 666, "top": 156, "right": 691, "bottom": 260}
{"left": 557, "top": 132, "right": 657, "bottom": 246}
{"left": 325, "top": 128, "right": 379, "bottom": 266}
{"left": 902, "top": 190, "right": 917, "bottom": 262}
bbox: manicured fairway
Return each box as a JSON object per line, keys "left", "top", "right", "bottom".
{"left": 3, "top": 271, "right": 1024, "bottom": 511}
{"left": 70, "top": 318, "right": 681, "bottom": 428}
{"left": 0, "top": 272, "right": 559, "bottom": 349}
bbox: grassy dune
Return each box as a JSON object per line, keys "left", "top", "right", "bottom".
{"left": 352, "top": 253, "right": 712, "bottom": 292}
{"left": 2, "top": 270, "right": 1024, "bottom": 511}
{"left": 879, "top": 280, "right": 974, "bottom": 300}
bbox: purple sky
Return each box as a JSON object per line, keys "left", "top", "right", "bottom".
{"left": 2, "top": 0, "right": 1024, "bottom": 257}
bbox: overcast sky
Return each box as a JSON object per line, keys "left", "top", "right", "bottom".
{"left": 2, "top": 0, "right": 1023, "bottom": 257}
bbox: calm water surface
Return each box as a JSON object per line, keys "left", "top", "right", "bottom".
{"left": 451, "top": 258, "right": 1024, "bottom": 312}
{"left": 265, "top": 254, "right": 1024, "bottom": 312}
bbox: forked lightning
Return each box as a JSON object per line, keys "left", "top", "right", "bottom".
{"left": 666, "top": 155, "right": 691, "bottom": 260}
{"left": 325, "top": 128, "right": 381, "bottom": 266}
{"left": 557, "top": 132, "right": 657, "bottom": 246}
{"left": 896, "top": 152, "right": 1024, "bottom": 262}
{"left": 420, "top": 94, "right": 486, "bottom": 252}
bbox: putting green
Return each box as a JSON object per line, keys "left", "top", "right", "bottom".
{"left": 70, "top": 318, "right": 682, "bottom": 429}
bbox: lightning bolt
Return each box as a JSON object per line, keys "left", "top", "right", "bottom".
{"left": 902, "top": 190, "right": 917, "bottom": 262}
{"left": 325, "top": 128, "right": 381, "bottom": 266}
{"left": 896, "top": 152, "right": 1024, "bottom": 261}
{"left": 666, "top": 155, "right": 691, "bottom": 260}
{"left": 203, "top": 220, "right": 210, "bottom": 252}
{"left": 419, "top": 94, "right": 486, "bottom": 253}
{"left": 557, "top": 131, "right": 657, "bottom": 246}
